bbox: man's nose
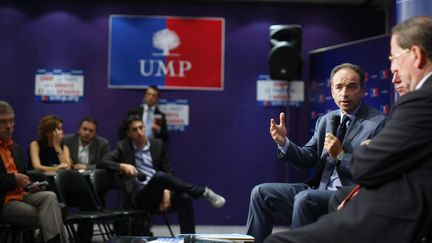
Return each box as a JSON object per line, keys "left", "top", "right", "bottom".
{"left": 390, "top": 61, "right": 397, "bottom": 76}
{"left": 139, "top": 128, "right": 145, "bottom": 135}
{"left": 391, "top": 72, "right": 399, "bottom": 84}
{"left": 340, "top": 86, "right": 348, "bottom": 96}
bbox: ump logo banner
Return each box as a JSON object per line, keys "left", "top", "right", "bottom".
{"left": 108, "top": 15, "right": 224, "bottom": 90}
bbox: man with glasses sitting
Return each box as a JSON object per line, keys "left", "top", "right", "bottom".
{"left": 0, "top": 100, "right": 67, "bottom": 243}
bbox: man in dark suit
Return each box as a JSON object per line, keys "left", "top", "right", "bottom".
{"left": 63, "top": 117, "right": 110, "bottom": 170}
{"left": 328, "top": 72, "right": 410, "bottom": 212}
{"left": 246, "top": 63, "right": 386, "bottom": 243}
{"left": 0, "top": 100, "right": 66, "bottom": 243}
{"left": 100, "top": 115, "right": 225, "bottom": 234}
{"left": 118, "top": 85, "right": 169, "bottom": 143}
{"left": 63, "top": 117, "right": 110, "bottom": 242}
{"left": 264, "top": 16, "right": 432, "bottom": 243}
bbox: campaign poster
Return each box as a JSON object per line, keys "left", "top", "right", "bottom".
{"left": 158, "top": 99, "right": 189, "bottom": 131}
{"left": 108, "top": 15, "right": 224, "bottom": 91}
{"left": 34, "top": 69, "right": 84, "bottom": 103}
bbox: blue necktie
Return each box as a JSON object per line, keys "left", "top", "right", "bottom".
{"left": 135, "top": 149, "right": 156, "bottom": 185}
{"left": 337, "top": 115, "right": 350, "bottom": 143}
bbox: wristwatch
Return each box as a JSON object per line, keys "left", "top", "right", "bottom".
{"left": 336, "top": 150, "right": 344, "bottom": 161}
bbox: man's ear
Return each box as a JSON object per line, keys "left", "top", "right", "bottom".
{"left": 126, "top": 129, "right": 131, "bottom": 137}
{"left": 412, "top": 45, "right": 426, "bottom": 68}
{"left": 361, "top": 85, "right": 366, "bottom": 95}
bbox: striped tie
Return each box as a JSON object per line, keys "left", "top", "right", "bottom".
{"left": 135, "top": 149, "right": 155, "bottom": 185}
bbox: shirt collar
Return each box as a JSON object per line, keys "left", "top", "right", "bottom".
{"left": 0, "top": 138, "right": 14, "bottom": 149}
{"left": 79, "top": 138, "right": 92, "bottom": 148}
{"left": 144, "top": 104, "right": 154, "bottom": 113}
{"left": 339, "top": 102, "right": 361, "bottom": 122}
{"left": 133, "top": 140, "right": 151, "bottom": 152}
{"left": 415, "top": 72, "right": 432, "bottom": 90}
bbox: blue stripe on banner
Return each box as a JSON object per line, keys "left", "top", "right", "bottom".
{"left": 109, "top": 16, "right": 167, "bottom": 88}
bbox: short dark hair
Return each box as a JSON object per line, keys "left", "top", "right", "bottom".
{"left": 80, "top": 117, "right": 98, "bottom": 128}
{"left": 146, "top": 85, "right": 160, "bottom": 98}
{"left": 392, "top": 16, "right": 432, "bottom": 61}
{"left": 126, "top": 114, "right": 142, "bottom": 131}
{"left": 330, "top": 63, "right": 365, "bottom": 88}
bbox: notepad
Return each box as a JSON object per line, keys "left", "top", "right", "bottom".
{"left": 178, "top": 233, "right": 255, "bottom": 243}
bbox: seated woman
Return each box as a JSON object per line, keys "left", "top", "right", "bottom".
{"left": 29, "top": 115, "right": 72, "bottom": 173}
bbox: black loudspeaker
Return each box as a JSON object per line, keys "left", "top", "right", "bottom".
{"left": 269, "top": 25, "right": 302, "bottom": 81}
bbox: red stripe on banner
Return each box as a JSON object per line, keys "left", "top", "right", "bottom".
{"left": 166, "top": 18, "right": 223, "bottom": 89}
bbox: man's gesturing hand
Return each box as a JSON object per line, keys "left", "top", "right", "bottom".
{"left": 270, "top": 112, "right": 287, "bottom": 146}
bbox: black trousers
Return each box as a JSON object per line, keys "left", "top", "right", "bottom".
{"left": 134, "top": 171, "right": 205, "bottom": 233}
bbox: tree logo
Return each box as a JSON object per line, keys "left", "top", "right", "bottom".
{"left": 152, "top": 29, "right": 180, "bottom": 57}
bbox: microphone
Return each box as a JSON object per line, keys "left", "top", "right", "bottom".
{"left": 331, "top": 115, "right": 340, "bottom": 135}
{"left": 136, "top": 172, "right": 147, "bottom": 181}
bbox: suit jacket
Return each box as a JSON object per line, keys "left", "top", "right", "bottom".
{"left": 272, "top": 76, "right": 432, "bottom": 243}
{"left": 63, "top": 133, "right": 110, "bottom": 170}
{"left": 0, "top": 143, "right": 27, "bottom": 209}
{"left": 118, "top": 105, "right": 169, "bottom": 143}
{"left": 278, "top": 102, "right": 386, "bottom": 188}
{"left": 98, "top": 137, "right": 172, "bottom": 194}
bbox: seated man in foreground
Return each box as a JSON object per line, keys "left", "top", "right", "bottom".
{"left": 264, "top": 15, "right": 432, "bottom": 243}
{"left": 246, "top": 63, "right": 386, "bottom": 243}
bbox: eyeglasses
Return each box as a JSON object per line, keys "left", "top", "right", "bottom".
{"left": 389, "top": 49, "right": 410, "bottom": 62}
{"left": 0, "top": 119, "right": 14, "bottom": 126}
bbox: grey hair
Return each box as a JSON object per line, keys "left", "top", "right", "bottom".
{"left": 392, "top": 16, "right": 432, "bottom": 61}
{"left": 0, "top": 100, "right": 15, "bottom": 116}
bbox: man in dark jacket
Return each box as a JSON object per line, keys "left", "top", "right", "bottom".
{"left": 246, "top": 63, "right": 386, "bottom": 243}
{"left": 101, "top": 115, "right": 225, "bottom": 234}
{"left": 118, "top": 85, "right": 169, "bottom": 143}
{"left": 63, "top": 117, "right": 110, "bottom": 170}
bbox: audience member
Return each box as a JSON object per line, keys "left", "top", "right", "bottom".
{"left": 246, "top": 63, "right": 386, "bottom": 243}
{"left": 264, "top": 15, "right": 432, "bottom": 243}
{"left": 0, "top": 100, "right": 67, "bottom": 243}
{"left": 99, "top": 115, "right": 225, "bottom": 233}
{"left": 29, "top": 115, "right": 72, "bottom": 173}
{"left": 63, "top": 117, "right": 110, "bottom": 171}
{"left": 118, "top": 85, "right": 169, "bottom": 143}
{"left": 62, "top": 117, "right": 110, "bottom": 242}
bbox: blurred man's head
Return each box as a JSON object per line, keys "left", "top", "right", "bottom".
{"left": 330, "top": 63, "right": 366, "bottom": 114}
{"left": 0, "top": 101, "right": 15, "bottom": 142}
{"left": 126, "top": 115, "right": 147, "bottom": 147}
{"left": 144, "top": 85, "right": 160, "bottom": 107}
{"left": 390, "top": 16, "right": 432, "bottom": 91}
{"left": 79, "top": 118, "right": 97, "bottom": 145}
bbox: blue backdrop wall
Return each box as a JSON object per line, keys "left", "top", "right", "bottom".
{"left": 0, "top": 2, "right": 387, "bottom": 225}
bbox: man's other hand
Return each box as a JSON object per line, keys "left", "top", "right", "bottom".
{"left": 270, "top": 112, "right": 287, "bottom": 146}
{"left": 119, "top": 163, "right": 138, "bottom": 177}
{"left": 15, "top": 173, "right": 30, "bottom": 189}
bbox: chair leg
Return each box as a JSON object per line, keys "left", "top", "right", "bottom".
{"left": 65, "top": 224, "right": 80, "bottom": 243}
{"left": 95, "top": 222, "right": 112, "bottom": 241}
{"left": 162, "top": 213, "right": 175, "bottom": 237}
